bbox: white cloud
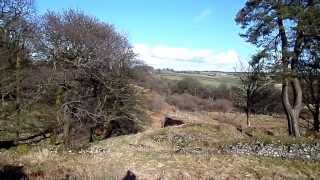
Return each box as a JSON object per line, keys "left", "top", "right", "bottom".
{"left": 133, "top": 43, "right": 240, "bottom": 71}
{"left": 193, "top": 9, "right": 212, "bottom": 23}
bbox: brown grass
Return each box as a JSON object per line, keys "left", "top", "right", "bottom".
{"left": 2, "top": 129, "right": 320, "bottom": 179}
{"left": 1, "top": 109, "right": 320, "bottom": 179}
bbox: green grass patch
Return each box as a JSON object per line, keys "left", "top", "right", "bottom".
{"left": 160, "top": 73, "right": 240, "bottom": 87}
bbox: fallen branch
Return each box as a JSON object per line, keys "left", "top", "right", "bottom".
{"left": 0, "top": 129, "right": 52, "bottom": 149}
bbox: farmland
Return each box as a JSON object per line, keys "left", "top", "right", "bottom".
{"left": 159, "top": 71, "right": 240, "bottom": 87}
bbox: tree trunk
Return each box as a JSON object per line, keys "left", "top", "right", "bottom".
{"left": 246, "top": 90, "right": 251, "bottom": 127}
{"left": 314, "top": 103, "right": 320, "bottom": 132}
{"left": 282, "top": 80, "right": 293, "bottom": 135}
{"left": 282, "top": 78, "right": 302, "bottom": 137}
{"left": 63, "top": 112, "right": 72, "bottom": 146}
{"left": 15, "top": 53, "right": 22, "bottom": 138}
{"left": 246, "top": 105, "right": 250, "bottom": 127}
{"left": 246, "top": 113, "right": 251, "bottom": 127}
{"left": 1, "top": 94, "right": 4, "bottom": 107}
{"left": 277, "top": 13, "right": 303, "bottom": 137}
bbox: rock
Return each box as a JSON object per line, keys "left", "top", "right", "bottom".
{"left": 218, "top": 141, "right": 320, "bottom": 161}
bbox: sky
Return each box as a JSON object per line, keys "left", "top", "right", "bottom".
{"left": 36, "top": 0, "right": 256, "bottom": 71}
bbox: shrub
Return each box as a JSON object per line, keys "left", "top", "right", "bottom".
{"left": 212, "top": 84, "right": 234, "bottom": 100}
{"left": 232, "top": 84, "right": 283, "bottom": 115}
{"left": 253, "top": 85, "right": 283, "bottom": 115}
{"left": 174, "top": 78, "right": 203, "bottom": 95}
{"left": 211, "top": 99, "right": 234, "bottom": 113}
{"left": 166, "top": 93, "right": 213, "bottom": 112}
{"left": 144, "top": 93, "right": 166, "bottom": 112}
{"left": 166, "top": 94, "right": 198, "bottom": 111}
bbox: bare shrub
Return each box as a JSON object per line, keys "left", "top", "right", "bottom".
{"left": 212, "top": 99, "right": 233, "bottom": 113}
{"left": 166, "top": 93, "right": 212, "bottom": 112}
{"left": 145, "top": 93, "right": 166, "bottom": 112}
{"left": 166, "top": 93, "right": 235, "bottom": 113}
{"left": 166, "top": 94, "right": 196, "bottom": 111}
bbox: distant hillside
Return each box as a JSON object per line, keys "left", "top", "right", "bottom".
{"left": 157, "top": 70, "right": 240, "bottom": 87}
{"left": 157, "top": 69, "right": 242, "bottom": 76}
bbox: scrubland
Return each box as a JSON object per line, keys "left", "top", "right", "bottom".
{"left": 1, "top": 91, "right": 320, "bottom": 179}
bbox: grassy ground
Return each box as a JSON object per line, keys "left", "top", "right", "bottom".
{"left": 159, "top": 72, "right": 240, "bottom": 87}
{"left": 1, "top": 111, "right": 320, "bottom": 179}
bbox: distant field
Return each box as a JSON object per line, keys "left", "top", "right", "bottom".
{"left": 159, "top": 72, "right": 240, "bottom": 87}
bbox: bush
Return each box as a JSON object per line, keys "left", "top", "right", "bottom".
{"left": 232, "top": 84, "right": 283, "bottom": 115}
{"left": 131, "top": 66, "right": 173, "bottom": 95}
{"left": 173, "top": 77, "right": 203, "bottom": 95}
{"left": 166, "top": 93, "right": 214, "bottom": 112}
{"left": 212, "top": 84, "right": 234, "bottom": 100}
{"left": 211, "top": 99, "right": 234, "bottom": 113}
{"left": 166, "top": 94, "right": 200, "bottom": 111}
{"left": 253, "top": 85, "right": 283, "bottom": 115}
{"left": 144, "top": 93, "right": 166, "bottom": 112}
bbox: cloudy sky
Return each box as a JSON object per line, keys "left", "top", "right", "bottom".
{"left": 37, "top": 0, "right": 256, "bottom": 71}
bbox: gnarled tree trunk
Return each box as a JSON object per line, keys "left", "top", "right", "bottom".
{"left": 278, "top": 14, "right": 303, "bottom": 137}
{"left": 282, "top": 78, "right": 302, "bottom": 137}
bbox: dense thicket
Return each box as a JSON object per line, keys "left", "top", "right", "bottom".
{"left": 0, "top": 0, "right": 39, "bottom": 138}
{"left": 0, "top": 1, "right": 140, "bottom": 149}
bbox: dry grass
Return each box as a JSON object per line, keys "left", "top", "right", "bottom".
{"left": 1, "top": 111, "right": 320, "bottom": 179}
{"left": 2, "top": 130, "right": 320, "bottom": 179}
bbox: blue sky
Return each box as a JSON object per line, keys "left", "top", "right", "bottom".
{"left": 36, "top": 0, "right": 256, "bottom": 71}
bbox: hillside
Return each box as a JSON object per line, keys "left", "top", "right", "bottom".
{"left": 1, "top": 92, "right": 320, "bottom": 179}
{"left": 0, "top": 1, "right": 319, "bottom": 180}
{"left": 159, "top": 71, "right": 240, "bottom": 87}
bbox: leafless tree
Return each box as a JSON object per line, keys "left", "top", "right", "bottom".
{"left": 236, "top": 59, "right": 269, "bottom": 127}
{"left": 40, "top": 9, "right": 138, "bottom": 148}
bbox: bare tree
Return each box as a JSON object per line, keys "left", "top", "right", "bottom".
{"left": 237, "top": 58, "right": 269, "bottom": 127}
{"left": 40, "top": 9, "right": 138, "bottom": 148}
